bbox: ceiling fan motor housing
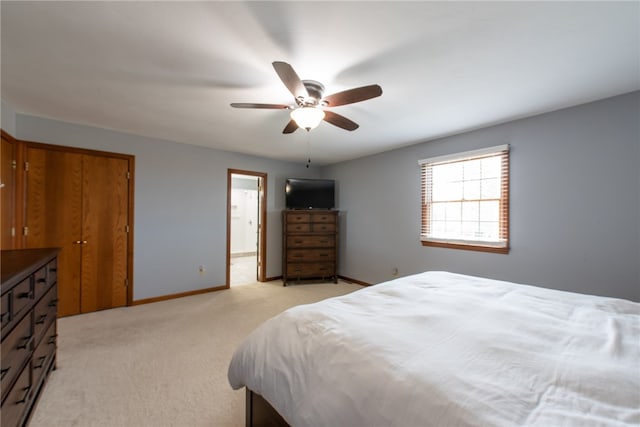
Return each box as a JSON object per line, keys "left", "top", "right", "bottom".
{"left": 300, "top": 80, "right": 325, "bottom": 106}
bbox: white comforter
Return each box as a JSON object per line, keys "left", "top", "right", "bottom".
{"left": 228, "top": 271, "right": 640, "bottom": 426}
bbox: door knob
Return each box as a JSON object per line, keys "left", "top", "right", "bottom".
{"left": 73, "top": 240, "right": 82, "bottom": 244}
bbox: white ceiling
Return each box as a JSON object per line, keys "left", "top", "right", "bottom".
{"left": 1, "top": 1, "right": 638, "bottom": 165}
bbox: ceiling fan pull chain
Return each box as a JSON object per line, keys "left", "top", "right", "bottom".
{"left": 306, "top": 132, "right": 312, "bottom": 168}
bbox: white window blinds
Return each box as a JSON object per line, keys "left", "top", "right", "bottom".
{"left": 419, "top": 145, "right": 510, "bottom": 253}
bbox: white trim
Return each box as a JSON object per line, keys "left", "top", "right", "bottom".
{"left": 418, "top": 144, "right": 509, "bottom": 166}
{"left": 420, "top": 235, "right": 508, "bottom": 248}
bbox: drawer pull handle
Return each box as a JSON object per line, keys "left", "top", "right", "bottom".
{"left": 36, "top": 314, "right": 48, "bottom": 324}
{"left": 294, "top": 240, "right": 303, "bottom": 244}
{"left": 48, "top": 299, "right": 59, "bottom": 308}
{"left": 17, "top": 335, "right": 34, "bottom": 350}
{"left": 33, "top": 356, "right": 47, "bottom": 369}
{"left": 48, "top": 334, "right": 58, "bottom": 345}
{"left": 37, "top": 278, "right": 46, "bottom": 283}
{"left": 16, "top": 386, "right": 31, "bottom": 404}
{"left": 17, "top": 291, "right": 34, "bottom": 299}
{"left": 1, "top": 367, "right": 9, "bottom": 380}
{"left": 49, "top": 268, "right": 57, "bottom": 272}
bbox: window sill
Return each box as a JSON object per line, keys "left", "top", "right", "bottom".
{"left": 421, "top": 240, "right": 509, "bottom": 254}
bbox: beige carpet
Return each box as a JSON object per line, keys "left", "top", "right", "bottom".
{"left": 30, "top": 280, "right": 362, "bottom": 427}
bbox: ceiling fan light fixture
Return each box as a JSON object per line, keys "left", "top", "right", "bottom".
{"left": 290, "top": 106, "right": 325, "bottom": 131}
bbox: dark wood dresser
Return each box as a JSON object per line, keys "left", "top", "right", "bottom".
{"left": 1, "top": 248, "right": 59, "bottom": 427}
{"left": 282, "top": 210, "right": 338, "bottom": 285}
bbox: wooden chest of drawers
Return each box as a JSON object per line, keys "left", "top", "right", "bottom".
{"left": 1, "top": 248, "right": 59, "bottom": 427}
{"left": 282, "top": 210, "right": 338, "bottom": 285}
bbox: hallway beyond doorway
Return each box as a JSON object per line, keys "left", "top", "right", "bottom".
{"left": 230, "top": 254, "right": 257, "bottom": 286}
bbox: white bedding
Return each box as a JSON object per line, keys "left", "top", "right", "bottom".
{"left": 228, "top": 271, "right": 640, "bottom": 426}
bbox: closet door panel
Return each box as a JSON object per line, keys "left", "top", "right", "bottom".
{"left": 25, "top": 148, "right": 83, "bottom": 316}
{"left": 81, "top": 155, "right": 128, "bottom": 312}
{"left": 1, "top": 133, "right": 16, "bottom": 250}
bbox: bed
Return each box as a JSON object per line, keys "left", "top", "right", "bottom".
{"left": 228, "top": 271, "right": 640, "bottom": 426}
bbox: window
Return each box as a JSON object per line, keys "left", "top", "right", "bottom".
{"left": 419, "top": 145, "right": 510, "bottom": 253}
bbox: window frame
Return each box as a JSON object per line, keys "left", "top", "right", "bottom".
{"left": 419, "top": 145, "right": 510, "bottom": 254}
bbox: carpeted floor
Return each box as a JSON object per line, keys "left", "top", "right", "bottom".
{"left": 29, "top": 280, "right": 362, "bottom": 427}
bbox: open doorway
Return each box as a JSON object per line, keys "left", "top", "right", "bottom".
{"left": 226, "top": 169, "right": 267, "bottom": 287}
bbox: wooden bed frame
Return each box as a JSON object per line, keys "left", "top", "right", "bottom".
{"left": 246, "top": 388, "right": 290, "bottom": 427}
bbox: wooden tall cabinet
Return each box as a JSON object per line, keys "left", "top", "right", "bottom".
{"left": 282, "top": 210, "right": 338, "bottom": 285}
{"left": 24, "top": 144, "right": 132, "bottom": 316}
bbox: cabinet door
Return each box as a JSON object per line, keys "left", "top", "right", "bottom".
{"left": 25, "top": 147, "right": 83, "bottom": 316}
{"left": 1, "top": 132, "right": 16, "bottom": 250}
{"left": 80, "top": 155, "right": 128, "bottom": 312}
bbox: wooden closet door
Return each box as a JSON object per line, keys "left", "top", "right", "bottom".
{"left": 1, "top": 133, "right": 17, "bottom": 250}
{"left": 80, "top": 155, "right": 129, "bottom": 312}
{"left": 25, "top": 147, "right": 83, "bottom": 316}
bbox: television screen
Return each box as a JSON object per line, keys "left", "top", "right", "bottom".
{"left": 285, "top": 178, "right": 335, "bottom": 210}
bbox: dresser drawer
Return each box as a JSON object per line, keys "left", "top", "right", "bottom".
{"left": 287, "top": 249, "right": 335, "bottom": 262}
{"left": 311, "top": 212, "right": 335, "bottom": 223}
{"left": 47, "top": 258, "right": 58, "bottom": 285}
{"left": 286, "top": 212, "right": 312, "bottom": 223}
{"left": 312, "top": 223, "right": 336, "bottom": 233}
{"left": 34, "top": 285, "right": 57, "bottom": 346}
{"left": 287, "top": 223, "right": 311, "bottom": 233}
{"left": 286, "top": 262, "right": 335, "bottom": 277}
{"left": 287, "top": 235, "right": 335, "bottom": 248}
{"left": 1, "top": 292, "right": 9, "bottom": 328}
{"left": 1, "top": 314, "right": 33, "bottom": 400}
{"left": 12, "top": 278, "right": 34, "bottom": 322}
{"left": 33, "top": 266, "right": 48, "bottom": 300}
{"left": 0, "top": 363, "right": 31, "bottom": 427}
{"left": 32, "top": 320, "right": 57, "bottom": 389}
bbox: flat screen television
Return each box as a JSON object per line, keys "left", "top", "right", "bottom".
{"left": 285, "top": 178, "right": 335, "bottom": 210}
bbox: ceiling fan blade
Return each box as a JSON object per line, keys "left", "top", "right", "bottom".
{"left": 272, "top": 61, "right": 308, "bottom": 100}
{"left": 322, "top": 84, "right": 383, "bottom": 107}
{"left": 282, "top": 119, "right": 299, "bottom": 134}
{"left": 230, "top": 103, "right": 290, "bottom": 109}
{"left": 323, "top": 111, "right": 359, "bottom": 131}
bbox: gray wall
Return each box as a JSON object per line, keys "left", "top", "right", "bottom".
{"left": 6, "top": 91, "right": 639, "bottom": 302}
{"left": 13, "top": 114, "right": 320, "bottom": 300}
{"left": 1, "top": 100, "right": 17, "bottom": 136}
{"left": 322, "top": 92, "right": 640, "bottom": 301}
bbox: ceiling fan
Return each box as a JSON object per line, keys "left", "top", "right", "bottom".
{"left": 230, "top": 61, "right": 382, "bottom": 133}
